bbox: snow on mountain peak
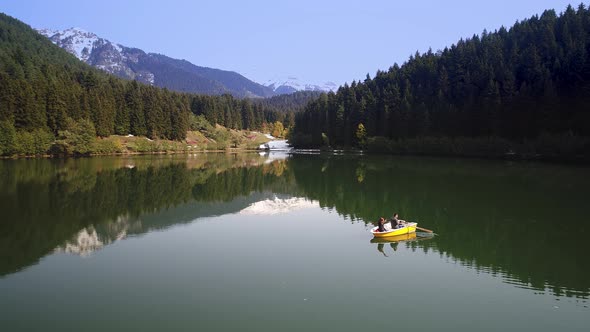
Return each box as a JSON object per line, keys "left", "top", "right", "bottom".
{"left": 36, "top": 27, "right": 140, "bottom": 84}
{"left": 264, "top": 76, "right": 339, "bottom": 94}
{"left": 38, "top": 27, "right": 104, "bottom": 62}
{"left": 37, "top": 28, "right": 58, "bottom": 36}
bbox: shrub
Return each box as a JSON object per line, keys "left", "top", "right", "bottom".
{"left": 127, "top": 138, "right": 157, "bottom": 153}
{"left": 15, "top": 131, "right": 35, "bottom": 155}
{"left": 0, "top": 120, "right": 17, "bottom": 156}
{"left": 155, "top": 140, "right": 187, "bottom": 152}
{"left": 32, "top": 129, "right": 55, "bottom": 155}
{"left": 51, "top": 119, "right": 97, "bottom": 155}
{"left": 93, "top": 137, "right": 124, "bottom": 154}
{"left": 189, "top": 114, "right": 213, "bottom": 132}
{"left": 212, "top": 128, "right": 231, "bottom": 144}
{"left": 13, "top": 129, "right": 54, "bottom": 156}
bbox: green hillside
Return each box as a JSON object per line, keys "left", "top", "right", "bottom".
{"left": 0, "top": 13, "right": 294, "bottom": 156}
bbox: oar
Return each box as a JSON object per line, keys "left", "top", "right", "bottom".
{"left": 416, "top": 226, "right": 434, "bottom": 233}
{"left": 407, "top": 221, "right": 434, "bottom": 233}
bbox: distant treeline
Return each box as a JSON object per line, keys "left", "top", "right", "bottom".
{"left": 189, "top": 91, "right": 322, "bottom": 134}
{"left": 253, "top": 90, "right": 322, "bottom": 113}
{"left": 193, "top": 94, "right": 278, "bottom": 132}
{"left": 0, "top": 13, "right": 315, "bottom": 156}
{"left": 292, "top": 5, "right": 590, "bottom": 159}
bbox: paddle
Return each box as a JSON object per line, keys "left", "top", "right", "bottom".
{"left": 406, "top": 221, "right": 434, "bottom": 233}
{"left": 416, "top": 226, "right": 434, "bottom": 233}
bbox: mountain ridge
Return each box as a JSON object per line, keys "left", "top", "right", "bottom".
{"left": 37, "top": 27, "right": 338, "bottom": 97}
{"left": 37, "top": 27, "right": 275, "bottom": 98}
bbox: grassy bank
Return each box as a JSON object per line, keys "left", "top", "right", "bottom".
{"left": 92, "top": 128, "right": 270, "bottom": 155}
{"left": 0, "top": 123, "right": 271, "bottom": 158}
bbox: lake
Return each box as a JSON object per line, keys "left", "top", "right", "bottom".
{"left": 1, "top": 153, "right": 589, "bottom": 331}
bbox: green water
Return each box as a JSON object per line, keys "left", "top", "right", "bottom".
{"left": 0, "top": 153, "right": 588, "bottom": 331}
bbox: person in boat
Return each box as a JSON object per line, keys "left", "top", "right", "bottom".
{"left": 377, "top": 217, "right": 387, "bottom": 232}
{"left": 389, "top": 213, "right": 406, "bottom": 229}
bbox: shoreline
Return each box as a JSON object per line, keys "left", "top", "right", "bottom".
{"left": 3, "top": 147, "right": 589, "bottom": 165}
{"left": 0, "top": 147, "right": 268, "bottom": 160}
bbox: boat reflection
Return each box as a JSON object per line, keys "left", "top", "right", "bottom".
{"left": 371, "top": 232, "right": 434, "bottom": 257}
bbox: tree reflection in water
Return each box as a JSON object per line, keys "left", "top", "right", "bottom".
{"left": 1, "top": 153, "right": 589, "bottom": 302}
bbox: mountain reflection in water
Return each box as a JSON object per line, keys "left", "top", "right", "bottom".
{"left": 240, "top": 197, "right": 319, "bottom": 215}
{"left": 0, "top": 153, "right": 589, "bottom": 304}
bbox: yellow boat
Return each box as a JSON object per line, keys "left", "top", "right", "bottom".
{"left": 370, "top": 222, "right": 417, "bottom": 238}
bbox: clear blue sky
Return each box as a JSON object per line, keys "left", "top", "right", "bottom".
{"left": 2, "top": 0, "right": 581, "bottom": 87}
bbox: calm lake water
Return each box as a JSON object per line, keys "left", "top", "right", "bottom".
{"left": 1, "top": 153, "right": 589, "bottom": 331}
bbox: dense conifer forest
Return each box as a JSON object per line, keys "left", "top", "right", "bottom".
{"left": 291, "top": 5, "right": 590, "bottom": 159}
{"left": 254, "top": 91, "right": 322, "bottom": 113}
{"left": 0, "top": 13, "right": 304, "bottom": 156}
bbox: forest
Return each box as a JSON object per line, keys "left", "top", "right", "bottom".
{"left": 0, "top": 13, "right": 309, "bottom": 156}
{"left": 291, "top": 5, "right": 590, "bottom": 160}
{"left": 3, "top": 4, "right": 590, "bottom": 160}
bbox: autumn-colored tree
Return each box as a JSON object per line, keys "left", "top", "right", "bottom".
{"left": 356, "top": 123, "right": 367, "bottom": 148}
{"left": 272, "top": 121, "right": 284, "bottom": 138}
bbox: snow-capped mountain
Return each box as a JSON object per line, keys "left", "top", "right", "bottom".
{"left": 38, "top": 27, "right": 155, "bottom": 84}
{"left": 37, "top": 27, "right": 275, "bottom": 98}
{"left": 264, "top": 76, "right": 339, "bottom": 94}
{"left": 37, "top": 28, "right": 101, "bottom": 63}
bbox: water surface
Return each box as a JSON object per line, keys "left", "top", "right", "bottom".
{"left": 1, "top": 153, "right": 588, "bottom": 331}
